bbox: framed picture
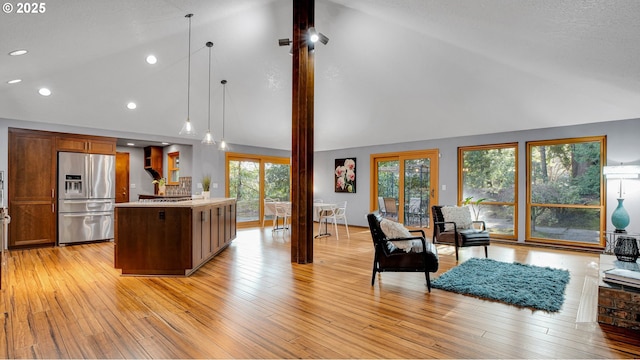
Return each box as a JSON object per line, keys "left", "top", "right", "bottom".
{"left": 335, "top": 158, "right": 356, "bottom": 193}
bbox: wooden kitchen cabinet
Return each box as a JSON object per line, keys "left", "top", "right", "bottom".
{"left": 8, "top": 128, "right": 118, "bottom": 249}
{"left": 115, "top": 206, "right": 192, "bottom": 274}
{"left": 8, "top": 129, "right": 57, "bottom": 248}
{"left": 56, "top": 135, "right": 116, "bottom": 154}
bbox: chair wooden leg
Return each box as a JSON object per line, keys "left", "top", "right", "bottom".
{"left": 484, "top": 246, "right": 488, "bottom": 258}
{"left": 455, "top": 245, "right": 459, "bottom": 261}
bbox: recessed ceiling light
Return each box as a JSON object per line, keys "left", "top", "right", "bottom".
{"left": 161, "top": 142, "right": 169, "bottom": 145}
{"left": 38, "top": 87, "right": 51, "bottom": 96}
{"left": 146, "top": 55, "right": 157, "bottom": 65}
{"left": 9, "top": 49, "right": 28, "bottom": 56}
{"left": 127, "top": 142, "right": 135, "bottom": 146}
{"left": 126, "top": 102, "right": 137, "bottom": 110}
{"left": 7, "top": 79, "right": 22, "bottom": 84}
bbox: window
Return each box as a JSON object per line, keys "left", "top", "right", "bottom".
{"left": 459, "top": 143, "right": 518, "bottom": 239}
{"left": 167, "top": 152, "right": 179, "bottom": 185}
{"left": 226, "top": 153, "right": 290, "bottom": 227}
{"left": 526, "top": 136, "right": 605, "bottom": 247}
{"left": 371, "top": 150, "right": 439, "bottom": 228}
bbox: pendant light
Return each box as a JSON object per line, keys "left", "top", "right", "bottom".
{"left": 179, "top": 13, "right": 197, "bottom": 136}
{"left": 218, "top": 79, "right": 229, "bottom": 151}
{"left": 201, "top": 41, "right": 216, "bottom": 145}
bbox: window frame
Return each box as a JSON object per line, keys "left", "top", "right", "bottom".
{"left": 370, "top": 149, "right": 439, "bottom": 229}
{"left": 458, "top": 142, "right": 518, "bottom": 240}
{"left": 225, "top": 152, "right": 291, "bottom": 228}
{"left": 525, "top": 136, "right": 606, "bottom": 248}
{"left": 167, "top": 151, "right": 180, "bottom": 185}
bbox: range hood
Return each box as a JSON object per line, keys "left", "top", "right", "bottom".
{"left": 144, "top": 167, "right": 161, "bottom": 180}
{"left": 143, "top": 146, "right": 163, "bottom": 180}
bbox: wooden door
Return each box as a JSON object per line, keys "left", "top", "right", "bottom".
{"left": 115, "top": 152, "right": 130, "bottom": 203}
{"left": 8, "top": 129, "right": 56, "bottom": 248}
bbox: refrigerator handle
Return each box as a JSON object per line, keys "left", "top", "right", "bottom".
{"left": 88, "top": 155, "right": 93, "bottom": 198}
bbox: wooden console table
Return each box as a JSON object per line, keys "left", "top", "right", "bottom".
{"left": 597, "top": 254, "right": 640, "bottom": 331}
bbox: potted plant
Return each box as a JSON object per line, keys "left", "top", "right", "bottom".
{"left": 463, "top": 196, "right": 486, "bottom": 221}
{"left": 152, "top": 178, "right": 166, "bottom": 195}
{"left": 202, "top": 175, "right": 211, "bottom": 199}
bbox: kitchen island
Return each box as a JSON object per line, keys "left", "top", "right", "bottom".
{"left": 114, "top": 198, "right": 236, "bottom": 276}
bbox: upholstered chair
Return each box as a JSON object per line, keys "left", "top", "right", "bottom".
{"left": 431, "top": 205, "right": 490, "bottom": 261}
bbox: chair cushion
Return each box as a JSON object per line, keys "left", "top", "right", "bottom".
{"left": 441, "top": 206, "right": 472, "bottom": 231}
{"left": 459, "top": 229, "right": 491, "bottom": 246}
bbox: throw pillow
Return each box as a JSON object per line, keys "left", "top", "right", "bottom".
{"left": 380, "top": 219, "right": 424, "bottom": 253}
{"left": 380, "top": 218, "right": 412, "bottom": 239}
{"left": 441, "top": 206, "right": 472, "bottom": 231}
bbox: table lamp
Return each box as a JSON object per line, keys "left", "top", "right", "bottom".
{"left": 603, "top": 164, "right": 640, "bottom": 233}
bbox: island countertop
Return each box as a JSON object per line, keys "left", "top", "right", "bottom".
{"left": 115, "top": 197, "right": 236, "bottom": 208}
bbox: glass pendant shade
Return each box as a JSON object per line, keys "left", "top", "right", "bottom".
{"left": 202, "top": 131, "right": 215, "bottom": 145}
{"left": 180, "top": 118, "right": 196, "bottom": 136}
{"left": 218, "top": 139, "right": 228, "bottom": 151}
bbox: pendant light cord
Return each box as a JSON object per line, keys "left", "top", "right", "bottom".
{"left": 221, "top": 80, "right": 227, "bottom": 138}
{"left": 207, "top": 42, "right": 212, "bottom": 131}
{"left": 186, "top": 14, "right": 193, "bottom": 121}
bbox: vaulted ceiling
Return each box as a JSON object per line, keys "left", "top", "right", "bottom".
{"left": 1, "top": 0, "right": 639, "bottom": 151}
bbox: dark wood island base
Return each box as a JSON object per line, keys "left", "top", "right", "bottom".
{"left": 114, "top": 198, "right": 236, "bottom": 276}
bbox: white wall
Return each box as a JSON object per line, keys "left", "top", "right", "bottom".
{"left": 3, "top": 116, "right": 640, "bottom": 243}
{"left": 0, "top": 117, "right": 198, "bottom": 197}
{"left": 315, "top": 118, "right": 640, "bottom": 242}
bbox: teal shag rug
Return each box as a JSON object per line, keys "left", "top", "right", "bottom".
{"left": 432, "top": 258, "right": 570, "bottom": 312}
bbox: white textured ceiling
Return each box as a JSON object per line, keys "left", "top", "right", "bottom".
{"left": 1, "top": 0, "right": 639, "bottom": 151}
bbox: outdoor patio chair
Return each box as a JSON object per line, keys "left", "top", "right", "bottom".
{"left": 383, "top": 197, "right": 398, "bottom": 220}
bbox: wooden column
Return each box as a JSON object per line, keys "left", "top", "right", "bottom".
{"left": 290, "top": 0, "right": 315, "bottom": 263}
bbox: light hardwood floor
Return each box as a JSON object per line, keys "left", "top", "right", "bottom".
{"left": 1, "top": 224, "right": 639, "bottom": 358}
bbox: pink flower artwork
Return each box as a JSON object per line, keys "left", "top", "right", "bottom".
{"left": 335, "top": 158, "right": 356, "bottom": 193}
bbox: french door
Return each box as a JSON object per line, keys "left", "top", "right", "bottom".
{"left": 370, "top": 149, "right": 439, "bottom": 230}
{"left": 226, "top": 153, "right": 290, "bottom": 227}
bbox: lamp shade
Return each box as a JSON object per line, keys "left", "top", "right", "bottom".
{"left": 603, "top": 165, "right": 640, "bottom": 179}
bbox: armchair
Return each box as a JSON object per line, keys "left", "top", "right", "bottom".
{"left": 431, "top": 205, "right": 490, "bottom": 261}
{"left": 367, "top": 212, "right": 439, "bottom": 291}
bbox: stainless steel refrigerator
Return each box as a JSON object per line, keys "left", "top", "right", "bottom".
{"left": 58, "top": 152, "right": 115, "bottom": 245}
